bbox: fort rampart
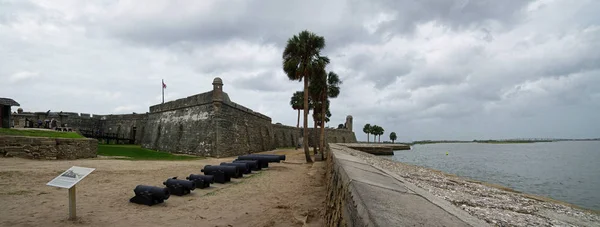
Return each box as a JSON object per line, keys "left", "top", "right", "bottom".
{"left": 10, "top": 77, "right": 357, "bottom": 157}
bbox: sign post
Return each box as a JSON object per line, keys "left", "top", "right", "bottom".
{"left": 47, "top": 166, "right": 95, "bottom": 220}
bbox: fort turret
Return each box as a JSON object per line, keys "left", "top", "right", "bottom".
{"left": 345, "top": 115, "right": 353, "bottom": 131}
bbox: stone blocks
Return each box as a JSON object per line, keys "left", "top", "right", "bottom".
{"left": 0, "top": 135, "right": 97, "bottom": 160}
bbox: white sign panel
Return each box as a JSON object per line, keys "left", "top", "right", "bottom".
{"left": 47, "top": 166, "right": 95, "bottom": 189}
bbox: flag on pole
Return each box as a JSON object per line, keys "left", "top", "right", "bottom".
{"left": 162, "top": 79, "right": 166, "bottom": 104}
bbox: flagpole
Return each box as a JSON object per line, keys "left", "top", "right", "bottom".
{"left": 162, "top": 79, "right": 164, "bottom": 104}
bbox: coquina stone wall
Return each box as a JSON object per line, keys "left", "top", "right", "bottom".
{"left": 101, "top": 114, "right": 149, "bottom": 145}
{"left": 308, "top": 128, "right": 357, "bottom": 146}
{"left": 12, "top": 111, "right": 149, "bottom": 144}
{"left": 10, "top": 77, "right": 358, "bottom": 158}
{"left": 215, "top": 102, "right": 276, "bottom": 157}
{"left": 141, "top": 94, "right": 216, "bottom": 156}
{"left": 0, "top": 135, "right": 97, "bottom": 159}
{"left": 272, "top": 124, "right": 302, "bottom": 148}
{"left": 272, "top": 124, "right": 357, "bottom": 148}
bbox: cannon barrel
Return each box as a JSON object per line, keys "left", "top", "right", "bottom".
{"left": 235, "top": 156, "right": 270, "bottom": 168}
{"left": 248, "top": 154, "right": 286, "bottom": 161}
{"left": 186, "top": 174, "right": 212, "bottom": 189}
{"left": 130, "top": 185, "right": 170, "bottom": 206}
{"left": 238, "top": 155, "right": 280, "bottom": 163}
{"left": 163, "top": 177, "right": 196, "bottom": 196}
{"left": 233, "top": 160, "right": 261, "bottom": 171}
{"left": 186, "top": 174, "right": 214, "bottom": 183}
{"left": 202, "top": 165, "right": 240, "bottom": 178}
{"left": 220, "top": 162, "right": 251, "bottom": 174}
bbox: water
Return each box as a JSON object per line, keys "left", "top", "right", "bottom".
{"left": 390, "top": 141, "right": 600, "bottom": 211}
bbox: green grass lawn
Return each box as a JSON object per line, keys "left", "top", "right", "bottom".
{"left": 0, "top": 128, "right": 84, "bottom": 138}
{"left": 97, "top": 144, "right": 202, "bottom": 160}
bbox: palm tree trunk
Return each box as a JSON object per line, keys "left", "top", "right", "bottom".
{"left": 313, "top": 119, "right": 318, "bottom": 155}
{"left": 303, "top": 77, "right": 312, "bottom": 163}
{"left": 296, "top": 109, "right": 300, "bottom": 128}
{"left": 319, "top": 93, "right": 326, "bottom": 159}
{"left": 367, "top": 134, "right": 369, "bottom": 143}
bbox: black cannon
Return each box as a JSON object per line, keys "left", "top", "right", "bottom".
{"left": 163, "top": 177, "right": 196, "bottom": 196}
{"left": 129, "top": 185, "right": 170, "bottom": 206}
{"left": 220, "top": 162, "right": 251, "bottom": 174}
{"left": 250, "top": 154, "right": 286, "bottom": 161}
{"left": 186, "top": 174, "right": 212, "bottom": 189}
{"left": 242, "top": 154, "right": 282, "bottom": 163}
{"left": 233, "top": 160, "right": 261, "bottom": 171}
{"left": 201, "top": 165, "right": 240, "bottom": 183}
{"left": 187, "top": 174, "right": 214, "bottom": 184}
{"left": 235, "top": 156, "right": 269, "bottom": 168}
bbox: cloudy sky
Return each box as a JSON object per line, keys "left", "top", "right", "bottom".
{"left": 2, "top": 0, "right": 599, "bottom": 141}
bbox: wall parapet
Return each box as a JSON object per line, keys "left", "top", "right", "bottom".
{"left": 220, "top": 101, "right": 271, "bottom": 121}
{"left": 149, "top": 92, "right": 214, "bottom": 113}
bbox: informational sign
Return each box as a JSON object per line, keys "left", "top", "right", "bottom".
{"left": 47, "top": 166, "right": 95, "bottom": 189}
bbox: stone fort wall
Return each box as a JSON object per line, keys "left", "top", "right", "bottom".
{"left": 10, "top": 77, "right": 357, "bottom": 157}
{"left": 141, "top": 92, "right": 217, "bottom": 155}
{"left": 271, "top": 123, "right": 357, "bottom": 148}
{"left": 11, "top": 111, "right": 148, "bottom": 145}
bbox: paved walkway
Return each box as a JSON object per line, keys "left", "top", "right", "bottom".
{"left": 331, "top": 144, "right": 490, "bottom": 226}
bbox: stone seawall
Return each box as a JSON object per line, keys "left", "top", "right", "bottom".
{"left": 324, "top": 144, "right": 489, "bottom": 226}
{"left": 0, "top": 135, "right": 97, "bottom": 160}
{"left": 326, "top": 144, "right": 600, "bottom": 226}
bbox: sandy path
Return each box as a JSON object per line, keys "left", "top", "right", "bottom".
{"left": 0, "top": 149, "right": 325, "bottom": 227}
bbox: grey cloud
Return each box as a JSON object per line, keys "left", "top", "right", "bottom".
{"left": 374, "top": 0, "right": 534, "bottom": 33}
{"left": 228, "top": 71, "right": 297, "bottom": 92}
{"left": 90, "top": 0, "right": 533, "bottom": 51}
{"left": 2, "top": 0, "right": 600, "bottom": 142}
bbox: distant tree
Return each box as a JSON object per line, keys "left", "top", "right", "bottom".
{"left": 370, "top": 125, "right": 384, "bottom": 143}
{"left": 338, "top": 124, "right": 344, "bottom": 129}
{"left": 390, "top": 132, "right": 397, "bottom": 143}
{"left": 363, "top": 124, "right": 371, "bottom": 143}
{"left": 283, "top": 30, "right": 328, "bottom": 163}
{"left": 289, "top": 91, "right": 303, "bottom": 128}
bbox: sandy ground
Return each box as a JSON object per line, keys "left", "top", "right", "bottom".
{"left": 0, "top": 149, "right": 326, "bottom": 227}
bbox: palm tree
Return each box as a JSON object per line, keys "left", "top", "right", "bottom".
{"left": 363, "top": 124, "right": 371, "bottom": 143}
{"left": 370, "top": 125, "right": 378, "bottom": 143}
{"left": 390, "top": 132, "right": 397, "bottom": 143}
{"left": 370, "top": 125, "right": 384, "bottom": 143}
{"left": 311, "top": 70, "right": 342, "bottom": 156}
{"left": 283, "top": 30, "right": 328, "bottom": 163}
{"left": 309, "top": 65, "right": 326, "bottom": 155}
{"left": 319, "top": 72, "right": 342, "bottom": 156}
{"left": 290, "top": 91, "right": 303, "bottom": 128}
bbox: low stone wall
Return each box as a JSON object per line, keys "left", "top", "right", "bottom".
{"left": 324, "top": 144, "right": 488, "bottom": 227}
{"left": 338, "top": 143, "right": 411, "bottom": 155}
{"left": 0, "top": 136, "right": 97, "bottom": 159}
